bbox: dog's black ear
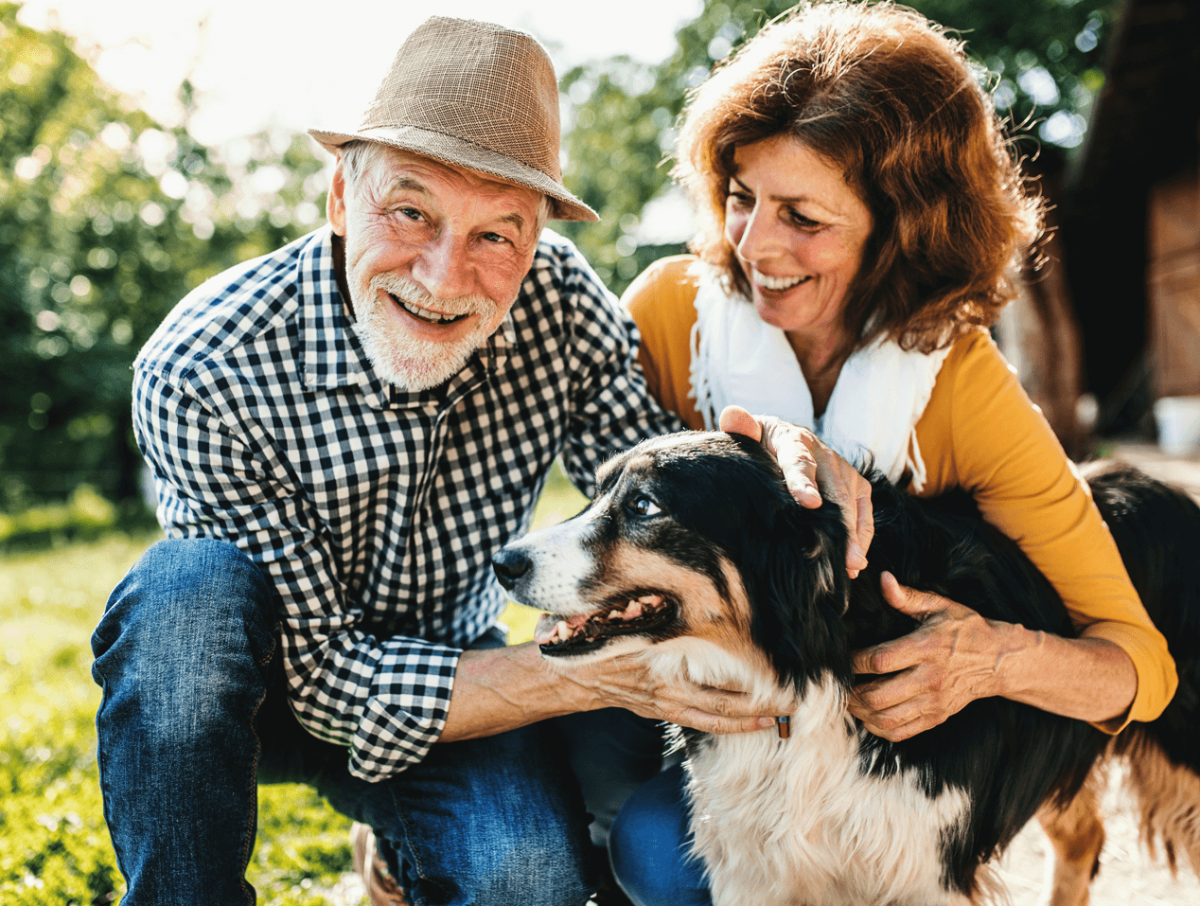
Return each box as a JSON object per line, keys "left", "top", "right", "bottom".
{"left": 740, "top": 498, "right": 854, "bottom": 692}
{"left": 658, "top": 432, "right": 856, "bottom": 689}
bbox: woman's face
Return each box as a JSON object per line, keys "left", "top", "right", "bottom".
{"left": 724, "top": 135, "right": 874, "bottom": 344}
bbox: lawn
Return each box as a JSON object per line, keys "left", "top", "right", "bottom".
{"left": 0, "top": 466, "right": 586, "bottom": 905}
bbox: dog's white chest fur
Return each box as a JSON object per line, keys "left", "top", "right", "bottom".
{"left": 682, "top": 677, "right": 973, "bottom": 906}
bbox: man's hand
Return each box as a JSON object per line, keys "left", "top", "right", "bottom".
{"left": 442, "top": 642, "right": 790, "bottom": 741}
{"left": 849, "top": 572, "right": 1011, "bottom": 741}
{"left": 564, "top": 650, "right": 791, "bottom": 735}
{"left": 719, "top": 405, "right": 873, "bottom": 577}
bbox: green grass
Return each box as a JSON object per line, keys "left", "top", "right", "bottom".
{"left": 0, "top": 465, "right": 587, "bottom": 904}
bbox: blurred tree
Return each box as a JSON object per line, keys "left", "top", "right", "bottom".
{"left": 0, "top": 2, "right": 325, "bottom": 511}
{"left": 0, "top": 0, "right": 1126, "bottom": 512}
{"left": 557, "top": 0, "right": 1123, "bottom": 296}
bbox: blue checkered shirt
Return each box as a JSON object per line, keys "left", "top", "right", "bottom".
{"left": 133, "top": 226, "right": 682, "bottom": 780}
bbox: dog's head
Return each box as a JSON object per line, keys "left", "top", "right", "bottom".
{"left": 493, "top": 431, "right": 855, "bottom": 692}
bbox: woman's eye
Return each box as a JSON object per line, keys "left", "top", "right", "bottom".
{"left": 627, "top": 495, "right": 662, "bottom": 518}
{"left": 788, "top": 210, "right": 822, "bottom": 230}
{"left": 728, "top": 191, "right": 754, "bottom": 210}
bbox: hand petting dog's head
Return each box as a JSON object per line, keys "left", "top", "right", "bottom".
{"left": 494, "top": 431, "right": 854, "bottom": 691}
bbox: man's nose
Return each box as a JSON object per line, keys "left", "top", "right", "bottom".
{"left": 412, "top": 230, "right": 474, "bottom": 301}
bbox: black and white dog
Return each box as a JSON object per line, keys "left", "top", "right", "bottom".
{"left": 493, "top": 431, "right": 1200, "bottom": 906}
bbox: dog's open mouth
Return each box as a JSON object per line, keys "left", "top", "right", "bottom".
{"left": 535, "top": 593, "right": 675, "bottom": 656}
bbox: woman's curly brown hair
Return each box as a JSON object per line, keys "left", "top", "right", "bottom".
{"left": 674, "top": 0, "right": 1042, "bottom": 352}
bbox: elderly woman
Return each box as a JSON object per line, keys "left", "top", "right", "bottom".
{"left": 608, "top": 2, "right": 1177, "bottom": 903}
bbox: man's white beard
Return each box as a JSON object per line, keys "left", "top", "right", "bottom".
{"left": 353, "top": 275, "right": 499, "bottom": 392}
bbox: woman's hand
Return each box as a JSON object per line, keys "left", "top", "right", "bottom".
{"left": 719, "top": 405, "right": 873, "bottom": 577}
{"left": 848, "top": 572, "right": 1140, "bottom": 741}
{"left": 849, "top": 572, "right": 1010, "bottom": 741}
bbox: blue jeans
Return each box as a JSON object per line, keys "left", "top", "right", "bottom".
{"left": 92, "top": 538, "right": 665, "bottom": 905}
{"left": 609, "top": 765, "right": 711, "bottom": 906}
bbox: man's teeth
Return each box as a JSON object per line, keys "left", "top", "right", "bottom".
{"left": 394, "top": 295, "right": 465, "bottom": 323}
{"left": 752, "top": 269, "right": 809, "bottom": 292}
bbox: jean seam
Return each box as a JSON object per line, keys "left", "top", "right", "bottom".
{"left": 94, "top": 677, "right": 134, "bottom": 903}
{"left": 386, "top": 781, "right": 436, "bottom": 906}
{"left": 257, "top": 620, "right": 282, "bottom": 667}
{"left": 239, "top": 631, "right": 278, "bottom": 904}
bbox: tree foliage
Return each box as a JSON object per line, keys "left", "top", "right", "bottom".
{"left": 1, "top": 0, "right": 1125, "bottom": 510}
{"left": 0, "top": 2, "right": 325, "bottom": 511}
{"left": 557, "top": 0, "right": 1123, "bottom": 296}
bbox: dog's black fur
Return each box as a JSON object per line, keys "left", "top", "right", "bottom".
{"left": 631, "top": 432, "right": 1200, "bottom": 896}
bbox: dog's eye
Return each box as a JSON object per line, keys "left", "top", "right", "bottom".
{"left": 626, "top": 495, "right": 661, "bottom": 518}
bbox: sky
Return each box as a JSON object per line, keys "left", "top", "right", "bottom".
{"left": 17, "top": 0, "right": 705, "bottom": 148}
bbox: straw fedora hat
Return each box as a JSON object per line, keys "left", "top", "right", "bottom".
{"left": 309, "top": 16, "right": 597, "bottom": 223}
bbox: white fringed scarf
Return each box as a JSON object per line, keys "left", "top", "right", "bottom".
{"left": 688, "top": 268, "right": 952, "bottom": 492}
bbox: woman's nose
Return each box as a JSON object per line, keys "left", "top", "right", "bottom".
{"left": 731, "top": 203, "right": 777, "bottom": 264}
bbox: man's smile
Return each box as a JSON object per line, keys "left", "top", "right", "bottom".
{"left": 388, "top": 291, "right": 470, "bottom": 325}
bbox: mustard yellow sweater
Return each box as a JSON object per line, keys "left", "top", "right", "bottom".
{"left": 625, "top": 256, "right": 1176, "bottom": 730}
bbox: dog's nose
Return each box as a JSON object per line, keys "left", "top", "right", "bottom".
{"left": 492, "top": 548, "right": 532, "bottom": 591}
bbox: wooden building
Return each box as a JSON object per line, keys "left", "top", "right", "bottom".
{"left": 1001, "top": 0, "right": 1200, "bottom": 457}
{"left": 1059, "top": 0, "right": 1200, "bottom": 440}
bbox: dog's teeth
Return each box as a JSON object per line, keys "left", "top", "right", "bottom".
{"left": 639, "top": 594, "right": 663, "bottom": 606}
{"left": 622, "top": 601, "right": 643, "bottom": 620}
{"left": 555, "top": 620, "right": 569, "bottom": 641}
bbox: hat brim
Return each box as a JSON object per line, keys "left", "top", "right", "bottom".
{"left": 308, "top": 125, "right": 599, "bottom": 223}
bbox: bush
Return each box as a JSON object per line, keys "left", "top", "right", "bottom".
{"left": 0, "top": 486, "right": 158, "bottom": 553}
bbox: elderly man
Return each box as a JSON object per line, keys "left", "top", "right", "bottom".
{"left": 91, "top": 16, "right": 868, "bottom": 906}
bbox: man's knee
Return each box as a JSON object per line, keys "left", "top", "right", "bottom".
{"left": 95, "top": 538, "right": 276, "bottom": 653}
{"left": 92, "top": 538, "right": 278, "bottom": 748}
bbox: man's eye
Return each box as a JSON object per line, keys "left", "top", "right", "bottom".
{"left": 626, "top": 495, "right": 661, "bottom": 518}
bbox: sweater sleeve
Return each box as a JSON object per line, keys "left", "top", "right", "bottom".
{"left": 914, "top": 330, "right": 1177, "bottom": 731}
{"left": 622, "top": 256, "right": 708, "bottom": 431}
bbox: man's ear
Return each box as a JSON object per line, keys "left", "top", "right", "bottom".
{"left": 327, "top": 160, "right": 348, "bottom": 236}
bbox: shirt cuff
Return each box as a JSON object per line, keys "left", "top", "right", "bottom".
{"left": 347, "top": 644, "right": 460, "bottom": 781}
